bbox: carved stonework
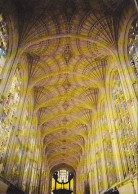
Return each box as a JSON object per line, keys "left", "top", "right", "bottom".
{"left": 63, "top": 44, "right": 72, "bottom": 65}
{"left": 63, "top": 74, "right": 71, "bottom": 92}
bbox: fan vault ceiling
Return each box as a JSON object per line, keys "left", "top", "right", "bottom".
{"left": 14, "top": 0, "right": 126, "bottom": 170}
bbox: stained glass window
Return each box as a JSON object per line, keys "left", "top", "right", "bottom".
{"left": 57, "top": 170, "right": 69, "bottom": 183}
{"left": 0, "top": 67, "right": 22, "bottom": 164}
{"left": 101, "top": 104, "right": 117, "bottom": 186}
{"left": 128, "top": 17, "right": 138, "bottom": 78}
{"left": 0, "top": 13, "right": 8, "bottom": 74}
{"left": 112, "top": 71, "right": 137, "bottom": 178}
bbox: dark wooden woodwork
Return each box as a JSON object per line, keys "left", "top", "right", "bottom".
{"left": 52, "top": 189, "right": 73, "bottom": 194}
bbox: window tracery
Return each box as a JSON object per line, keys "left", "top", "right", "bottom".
{"left": 0, "top": 68, "right": 22, "bottom": 164}
{"left": 128, "top": 17, "right": 138, "bottom": 78}
{"left": 0, "top": 13, "right": 8, "bottom": 74}
{"left": 112, "top": 71, "right": 137, "bottom": 178}
{"left": 57, "top": 169, "right": 69, "bottom": 183}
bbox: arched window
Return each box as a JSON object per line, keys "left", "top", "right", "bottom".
{"left": 0, "top": 13, "right": 8, "bottom": 74}
{"left": 128, "top": 17, "right": 138, "bottom": 78}
{"left": 111, "top": 71, "right": 137, "bottom": 178}
{"left": 52, "top": 169, "right": 74, "bottom": 194}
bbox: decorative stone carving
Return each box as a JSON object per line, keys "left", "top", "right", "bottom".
{"left": 63, "top": 74, "right": 71, "bottom": 92}
{"left": 63, "top": 44, "right": 72, "bottom": 65}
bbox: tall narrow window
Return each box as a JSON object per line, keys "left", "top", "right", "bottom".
{"left": 0, "top": 67, "right": 22, "bottom": 164}
{"left": 128, "top": 17, "right": 138, "bottom": 78}
{"left": 111, "top": 71, "right": 137, "bottom": 178}
{"left": 101, "top": 103, "right": 117, "bottom": 186}
{"left": 52, "top": 169, "right": 74, "bottom": 194}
